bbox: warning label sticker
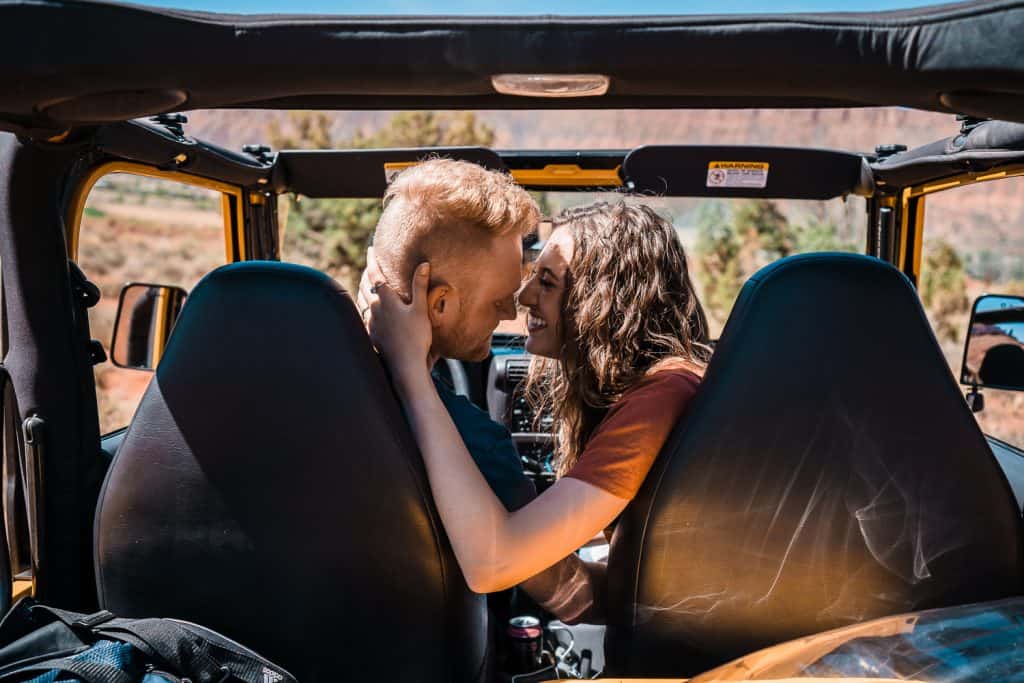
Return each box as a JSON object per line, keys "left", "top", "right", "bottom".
{"left": 384, "top": 161, "right": 418, "bottom": 184}
{"left": 706, "top": 161, "right": 769, "bottom": 189}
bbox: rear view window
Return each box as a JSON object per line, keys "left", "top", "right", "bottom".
{"left": 77, "top": 173, "right": 227, "bottom": 434}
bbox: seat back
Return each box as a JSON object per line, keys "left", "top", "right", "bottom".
{"left": 95, "top": 262, "right": 486, "bottom": 682}
{"left": 606, "top": 253, "right": 1024, "bottom": 677}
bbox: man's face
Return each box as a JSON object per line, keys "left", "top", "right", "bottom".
{"left": 432, "top": 233, "right": 523, "bottom": 362}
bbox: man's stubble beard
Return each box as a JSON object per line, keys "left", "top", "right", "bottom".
{"left": 433, "top": 306, "right": 492, "bottom": 363}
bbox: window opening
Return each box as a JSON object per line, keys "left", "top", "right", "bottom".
{"left": 76, "top": 172, "right": 228, "bottom": 434}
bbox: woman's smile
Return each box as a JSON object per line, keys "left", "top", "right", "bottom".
{"left": 519, "top": 227, "right": 574, "bottom": 358}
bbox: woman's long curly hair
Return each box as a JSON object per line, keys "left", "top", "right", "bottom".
{"left": 525, "top": 201, "right": 712, "bottom": 476}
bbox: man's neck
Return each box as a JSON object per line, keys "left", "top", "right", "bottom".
{"left": 427, "top": 350, "right": 440, "bottom": 368}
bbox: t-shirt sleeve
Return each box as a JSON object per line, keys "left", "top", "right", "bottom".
{"left": 565, "top": 370, "right": 700, "bottom": 500}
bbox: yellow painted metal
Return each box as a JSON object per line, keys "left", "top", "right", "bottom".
{"left": 899, "top": 165, "right": 1024, "bottom": 280}
{"left": 896, "top": 188, "right": 912, "bottom": 270}
{"left": 907, "top": 196, "right": 926, "bottom": 284}
{"left": 384, "top": 160, "right": 622, "bottom": 188}
{"left": 511, "top": 164, "right": 622, "bottom": 187}
{"left": 221, "top": 194, "right": 235, "bottom": 261}
{"left": 151, "top": 287, "right": 170, "bottom": 366}
{"left": 12, "top": 579, "right": 31, "bottom": 601}
{"left": 907, "top": 164, "right": 1024, "bottom": 199}
{"left": 66, "top": 161, "right": 244, "bottom": 262}
{"left": 383, "top": 161, "right": 418, "bottom": 178}
{"left": 882, "top": 190, "right": 924, "bottom": 284}
{"left": 918, "top": 179, "right": 962, "bottom": 195}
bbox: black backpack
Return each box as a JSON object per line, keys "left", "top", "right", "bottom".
{"left": 0, "top": 599, "right": 296, "bottom": 683}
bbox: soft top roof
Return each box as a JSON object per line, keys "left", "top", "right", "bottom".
{"left": 3, "top": 0, "right": 1024, "bottom": 133}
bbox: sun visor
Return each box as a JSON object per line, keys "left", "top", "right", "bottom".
{"left": 276, "top": 147, "right": 507, "bottom": 198}
{"left": 622, "top": 146, "right": 869, "bottom": 200}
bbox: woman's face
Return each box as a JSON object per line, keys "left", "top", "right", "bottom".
{"left": 518, "top": 226, "right": 574, "bottom": 358}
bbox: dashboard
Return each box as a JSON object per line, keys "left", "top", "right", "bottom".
{"left": 487, "top": 350, "right": 556, "bottom": 489}
{"left": 454, "top": 333, "right": 557, "bottom": 490}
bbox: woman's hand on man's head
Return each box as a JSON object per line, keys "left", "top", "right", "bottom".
{"left": 355, "top": 246, "right": 376, "bottom": 328}
{"left": 359, "top": 250, "right": 434, "bottom": 384}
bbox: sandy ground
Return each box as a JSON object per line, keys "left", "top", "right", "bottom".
{"left": 79, "top": 193, "right": 1024, "bottom": 447}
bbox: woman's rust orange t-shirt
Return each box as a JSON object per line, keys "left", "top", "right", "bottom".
{"left": 565, "top": 367, "right": 701, "bottom": 500}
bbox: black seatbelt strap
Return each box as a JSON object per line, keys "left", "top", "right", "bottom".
{"left": 96, "top": 621, "right": 228, "bottom": 683}
{"left": 32, "top": 607, "right": 229, "bottom": 683}
{"left": 0, "top": 656, "right": 135, "bottom": 683}
{"left": 0, "top": 366, "right": 11, "bottom": 614}
{"left": 67, "top": 262, "right": 104, "bottom": 367}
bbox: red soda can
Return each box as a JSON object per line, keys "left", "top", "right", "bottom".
{"left": 507, "top": 615, "right": 543, "bottom": 674}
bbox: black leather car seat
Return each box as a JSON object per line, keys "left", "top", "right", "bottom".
{"left": 94, "top": 262, "right": 487, "bottom": 682}
{"left": 605, "top": 253, "right": 1024, "bottom": 677}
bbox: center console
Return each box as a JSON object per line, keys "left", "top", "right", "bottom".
{"left": 486, "top": 335, "right": 556, "bottom": 489}
{"left": 484, "top": 337, "right": 607, "bottom": 680}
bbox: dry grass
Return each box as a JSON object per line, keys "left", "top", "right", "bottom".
{"left": 79, "top": 186, "right": 1024, "bottom": 451}
{"left": 79, "top": 191, "right": 224, "bottom": 434}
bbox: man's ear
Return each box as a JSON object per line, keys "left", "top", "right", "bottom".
{"left": 426, "top": 284, "right": 457, "bottom": 327}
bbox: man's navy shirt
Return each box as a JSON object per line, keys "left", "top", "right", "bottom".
{"left": 432, "top": 375, "right": 537, "bottom": 512}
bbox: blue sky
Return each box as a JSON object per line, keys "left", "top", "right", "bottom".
{"left": 134, "top": 0, "right": 945, "bottom": 15}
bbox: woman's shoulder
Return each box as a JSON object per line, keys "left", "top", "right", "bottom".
{"left": 568, "top": 357, "right": 704, "bottom": 500}
{"left": 595, "top": 357, "right": 703, "bottom": 427}
{"left": 620, "top": 357, "right": 703, "bottom": 402}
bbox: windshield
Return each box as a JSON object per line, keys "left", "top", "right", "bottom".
{"left": 499, "top": 192, "right": 862, "bottom": 337}
{"left": 249, "top": 105, "right": 952, "bottom": 301}
{"left": 692, "top": 599, "right": 1024, "bottom": 682}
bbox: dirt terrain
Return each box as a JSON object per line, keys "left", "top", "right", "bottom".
{"left": 81, "top": 108, "right": 1024, "bottom": 446}
{"left": 79, "top": 183, "right": 225, "bottom": 432}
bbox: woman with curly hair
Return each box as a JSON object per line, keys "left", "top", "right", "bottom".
{"left": 363, "top": 201, "right": 710, "bottom": 617}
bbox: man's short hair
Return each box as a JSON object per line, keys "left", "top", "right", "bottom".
{"left": 373, "top": 158, "right": 539, "bottom": 296}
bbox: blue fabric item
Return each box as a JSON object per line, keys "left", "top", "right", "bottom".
{"left": 433, "top": 375, "right": 537, "bottom": 511}
{"left": 24, "top": 640, "right": 136, "bottom": 683}
{"left": 141, "top": 674, "right": 176, "bottom": 683}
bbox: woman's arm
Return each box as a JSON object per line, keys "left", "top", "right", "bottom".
{"left": 394, "top": 364, "right": 626, "bottom": 592}
{"left": 364, "top": 262, "right": 628, "bottom": 593}
{"left": 520, "top": 555, "right": 607, "bottom": 624}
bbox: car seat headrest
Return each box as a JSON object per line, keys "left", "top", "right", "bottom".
{"left": 95, "top": 261, "right": 487, "bottom": 682}
{"left": 606, "top": 253, "right": 1024, "bottom": 677}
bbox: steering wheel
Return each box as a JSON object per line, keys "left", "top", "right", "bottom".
{"left": 443, "top": 358, "right": 472, "bottom": 397}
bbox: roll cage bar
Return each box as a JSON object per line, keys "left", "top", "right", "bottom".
{"left": 1, "top": 114, "right": 1023, "bottom": 609}
{"left": 79, "top": 115, "right": 1024, "bottom": 280}
{"left": 78, "top": 116, "right": 1024, "bottom": 196}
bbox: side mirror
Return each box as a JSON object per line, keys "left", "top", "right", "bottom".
{"left": 961, "top": 294, "right": 1024, "bottom": 392}
{"left": 110, "top": 283, "right": 188, "bottom": 371}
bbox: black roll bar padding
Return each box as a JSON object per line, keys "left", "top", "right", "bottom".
{"left": 0, "top": 133, "right": 103, "bottom": 610}
{"left": 0, "top": 366, "right": 12, "bottom": 615}
{"left": 275, "top": 147, "right": 508, "bottom": 198}
{"left": 622, "top": 145, "right": 870, "bottom": 200}
{"left": 93, "top": 120, "right": 272, "bottom": 190}
{"left": 21, "top": 414, "right": 44, "bottom": 600}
